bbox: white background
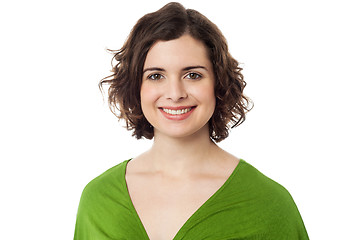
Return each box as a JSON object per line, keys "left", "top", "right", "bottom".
{"left": 1, "top": 0, "right": 360, "bottom": 239}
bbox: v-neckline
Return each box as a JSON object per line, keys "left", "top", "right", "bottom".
{"left": 122, "top": 159, "right": 242, "bottom": 240}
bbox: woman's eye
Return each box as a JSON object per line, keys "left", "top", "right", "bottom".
{"left": 186, "top": 72, "right": 202, "bottom": 80}
{"left": 147, "top": 73, "right": 163, "bottom": 80}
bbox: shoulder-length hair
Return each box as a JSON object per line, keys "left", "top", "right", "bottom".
{"left": 100, "top": 2, "right": 253, "bottom": 142}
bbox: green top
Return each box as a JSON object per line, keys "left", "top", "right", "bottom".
{"left": 74, "top": 159, "right": 309, "bottom": 239}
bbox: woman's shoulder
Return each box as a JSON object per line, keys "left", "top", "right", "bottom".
{"left": 231, "top": 160, "right": 308, "bottom": 236}
{"left": 236, "top": 159, "right": 294, "bottom": 200}
{"left": 74, "top": 159, "right": 145, "bottom": 239}
{"left": 80, "top": 159, "right": 130, "bottom": 201}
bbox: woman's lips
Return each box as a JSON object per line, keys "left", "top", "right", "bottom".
{"left": 159, "top": 106, "right": 196, "bottom": 120}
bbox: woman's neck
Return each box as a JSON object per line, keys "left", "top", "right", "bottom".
{"left": 143, "top": 126, "right": 221, "bottom": 177}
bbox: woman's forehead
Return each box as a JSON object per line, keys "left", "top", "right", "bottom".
{"left": 143, "top": 35, "right": 212, "bottom": 71}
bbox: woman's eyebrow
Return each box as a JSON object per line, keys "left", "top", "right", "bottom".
{"left": 143, "top": 67, "right": 165, "bottom": 73}
{"left": 143, "top": 65, "right": 208, "bottom": 74}
{"left": 182, "top": 65, "right": 208, "bottom": 71}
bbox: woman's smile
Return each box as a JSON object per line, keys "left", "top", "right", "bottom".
{"left": 159, "top": 106, "right": 196, "bottom": 120}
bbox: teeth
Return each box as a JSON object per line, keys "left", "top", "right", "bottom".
{"left": 162, "top": 108, "right": 192, "bottom": 115}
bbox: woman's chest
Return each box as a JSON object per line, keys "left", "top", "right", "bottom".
{"left": 126, "top": 173, "right": 227, "bottom": 240}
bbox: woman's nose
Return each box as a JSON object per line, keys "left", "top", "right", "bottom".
{"left": 165, "top": 78, "right": 188, "bottom": 101}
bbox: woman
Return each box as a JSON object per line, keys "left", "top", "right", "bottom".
{"left": 74, "top": 2, "right": 309, "bottom": 239}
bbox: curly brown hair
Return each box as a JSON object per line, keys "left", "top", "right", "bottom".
{"left": 100, "top": 2, "right": 253, "bottom": 142}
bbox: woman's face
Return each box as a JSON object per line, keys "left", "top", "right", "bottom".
{"left": 140, "top": 34, "right": 216, "bottom": 139}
